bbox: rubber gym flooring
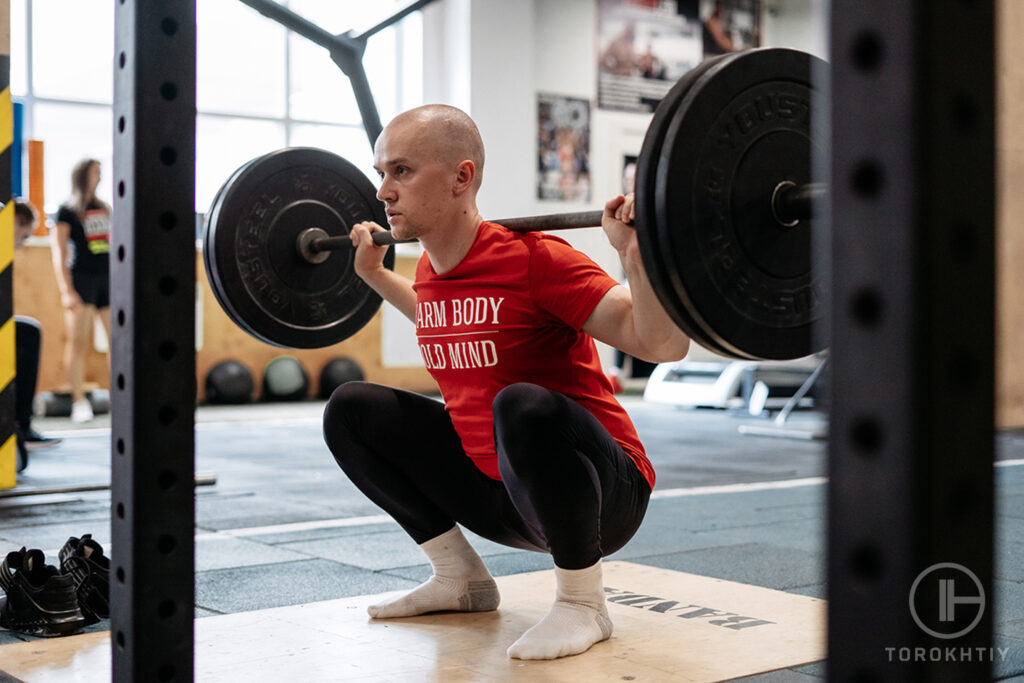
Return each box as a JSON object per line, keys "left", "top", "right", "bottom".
{"left": 0, "top": 396, "right": 1022, "bottom": 681}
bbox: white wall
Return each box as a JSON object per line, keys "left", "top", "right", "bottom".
{"left": 763, "top": 0, "right": 828, "bottom": 60}
{"left": 531, "top": 0, "right": 647, "bottom": 287}
{"left": 470, "top": 1, "right": 537, "bottom": 219}
{"left": 384, "top": 0, "right": 827, "bottom": 368}
{"left": 422, "top": 0, "right": 474, "bottom": 109}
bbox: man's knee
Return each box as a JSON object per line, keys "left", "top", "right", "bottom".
{"left": 493, "top": 383, "right": 563, "bottom": 428}
{"left": 323, "top": 381, "right": 382, "bottom": 433}
{"left": 493, "top": 383, "right": 568, "bottom": 464}
{"left": 323, "top": 382, "right": 375, "bottom": 472}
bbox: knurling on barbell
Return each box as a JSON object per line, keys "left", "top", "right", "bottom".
{"left": 203, "top": 47, "right": 829, "bottom": 360}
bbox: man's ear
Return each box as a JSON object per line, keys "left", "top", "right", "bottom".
{"left": 453, "top": 160, "right": 476, "bottom": 196}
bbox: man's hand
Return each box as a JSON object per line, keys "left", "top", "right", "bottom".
{"left": 587, "top": 192, "right": 691, "bottom": 363}
{"left": 602, "top": 194, "right": 641, "bottom": 263}
{"left": 350, "top": 221, "right": 391, "bottom": 281}
{"left": 347, "top": 221, "right": 418, "bottom": 323}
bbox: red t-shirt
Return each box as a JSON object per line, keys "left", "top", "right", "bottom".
{"left": 412, "top": 221, "right": 655, "bottom": 489}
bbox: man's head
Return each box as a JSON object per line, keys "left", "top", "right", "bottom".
{"left": 373, "top": 105, "right": 485, "bottom": 240}
{"left": 12, "top": 198, "right": 37, "bottom": 248}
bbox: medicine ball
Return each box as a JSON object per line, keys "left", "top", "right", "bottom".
{"left": 318, "top": 357, "right": 365, "bottom": 399}
{"left": 34, "top": 389, "right": 113, "bottom": 416}
{"left": 263, "top": 356, "right": 310, "bottom": 402}
{"left": 205, "top": 360, "right": 255, "bottom": 405}
{"left": 88, "top": 389, "right": 111, "bottom": 415}
{"left": 34, "top": 392, "right": 71, "bottom": 417}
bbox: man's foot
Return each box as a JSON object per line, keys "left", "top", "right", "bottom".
{"left": 23, "top": 429, "right": 63, "bottom": 451}
{"left": 367, "top": 526, "right": 500, "bottom": 618}
{"left": 70, "top": 400, "right": 93, "bottom": 423}
{"left": 506, "top": 600, "right": 612, "bottom": 659}
{"left": 368, "top": 574, "right": 500, "bottom": 618}
{"left": 507, "top": 561, "right": 612, "bottom": 660}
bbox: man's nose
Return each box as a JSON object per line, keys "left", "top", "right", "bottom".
{"left": 377, "top": 177, "right": 394, "bottom": 202}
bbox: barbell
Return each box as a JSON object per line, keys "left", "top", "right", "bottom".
{"left": 203, "top": 47, "right": 828, "bottom": 360}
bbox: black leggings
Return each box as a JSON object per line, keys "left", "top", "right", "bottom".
{"left": 323, "top": 382, "right": 651, "bottom": 569}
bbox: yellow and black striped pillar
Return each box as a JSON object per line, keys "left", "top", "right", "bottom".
{"left": 0, "top": 2, "right": 15, "bottom": 489}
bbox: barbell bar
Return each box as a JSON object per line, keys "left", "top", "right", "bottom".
{"left": 203, "top": 47, "right": 829, "bottom": 359}
{"left": 300, "top": 184, "right": 821, "bottom": 256}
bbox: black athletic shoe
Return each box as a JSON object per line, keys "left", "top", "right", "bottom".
{"left": 0, "top": 548, "right": 86, "bottom": 636}
{"left": 23, "top": 428, "right": 63, "bottom": 451}
{"left": 58, "top": 535, "right": 110, "bottom": 624}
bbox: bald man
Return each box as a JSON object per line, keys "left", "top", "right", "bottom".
{"left": 323, "top": 105, "right": 690, "bottom": 660}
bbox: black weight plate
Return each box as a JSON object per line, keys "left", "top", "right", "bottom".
{"left": 660, "top": 49, "right": 827, "bottom": 360}
{"left": 656, "top": 48, "right": 828, "bottom": 360}
{"left": 635, "top": 60, "right": 712, "bottom": 352}
{"left": 205, "top": 153, "right": 286, "bottom": 343}
{"left": 204, "top": 156, "right": 258, "bottom": 320}
{"left": 660, "top": 53, "right": 763, "bottom": 361}
{"left": 205, "top": 147, "right": 394, "bottom": 348}
{"left": 657, "top": 56, "right": 747, "bottom": 360}
{"left": 635, "top": 54, "right": 736, "bottom": 358}
{"left": 652, "top": 50, "right": 769, "bottom": 361}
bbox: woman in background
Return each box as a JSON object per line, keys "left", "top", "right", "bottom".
{"left": 50, "top": 159, "right": 111, "bottom": 423}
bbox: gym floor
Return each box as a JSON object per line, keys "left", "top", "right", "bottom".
{"left": 1, "top": 396, "right": 1022, "bottom": 681}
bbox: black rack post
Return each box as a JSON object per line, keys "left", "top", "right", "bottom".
{"left": 112, "top": 2, "right": 197, "bottom": 681}
{"left": 827, "top": 1, "right": 995, "bottom": 679}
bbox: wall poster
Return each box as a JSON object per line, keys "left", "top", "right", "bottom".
{"left": 597, "top": 0, "right": 761, "bottom": 113}
{"left": 537, "top": 93, "right": 592, "bottom": 202}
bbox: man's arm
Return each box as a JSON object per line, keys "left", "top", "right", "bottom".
{"left": 350, "top": 221, "right": 417, "bottom": 322}
{"left": 582, "top": 194, "right": 691, "bottom": 363}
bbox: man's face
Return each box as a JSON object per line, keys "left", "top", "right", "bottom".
{"left": 372, "top": 119, "right": 456, "bottom": 241}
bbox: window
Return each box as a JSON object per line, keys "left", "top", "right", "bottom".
{"left": 13, "top": 0, "right": 424, "bottom": 216}
{"left": 287, "top": 0, "right": 408, "bottom": 127}
{"left": 10, "top": 0, "right": 28, "bottom": 97}
{"left": 33, "top": 101, "right": 113, "bottom": 209}
{"left": 31, "top": 0, "right": 114, "bottom": 104}
{"left": 197, "top": 0, "right": 287, "bottom": 118}
{"left": 289, "top": 123, "right": 375, "bottom": 179}
{"left": 196, "top": 116, "right": 287, "bottom": 213}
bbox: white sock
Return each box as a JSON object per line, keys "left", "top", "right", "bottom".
{"left": 507, "top": 561, "right": 613, "bottom": 660}
{"left": 367, "top": 526, "right": 500, "bottom": 618}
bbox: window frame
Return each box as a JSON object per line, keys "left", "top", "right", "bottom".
{"left": 14, "top": 0, "right": 421, "bottom": 214}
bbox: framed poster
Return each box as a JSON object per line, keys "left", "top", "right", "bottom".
{"left": 700, "top": 0, "right": 762, "bottom": 58}
{"left": 596, "top": 0, "right": 702, "bottom": 112}
{"left": 537, "top": 94, "right": 592, "bottom": 202}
